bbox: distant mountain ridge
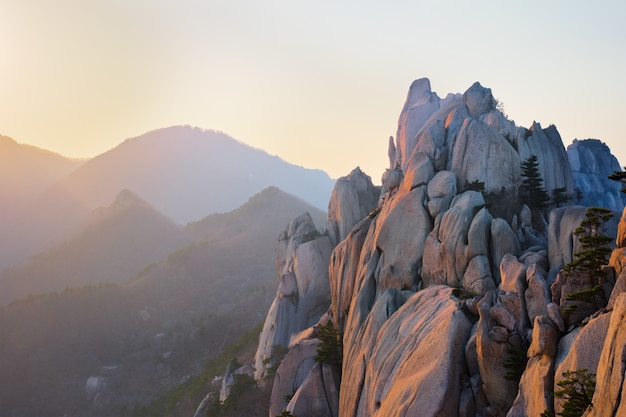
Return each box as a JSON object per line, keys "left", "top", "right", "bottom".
{"left": 0, "top": 126, "right": 334, "bottom": 270}
{"left": 51, "top": 126, "right": 334, "bottom": 222}
{"left": 0, "top": 186, "right": 327, "bottom": 416}
{"left": 0, "top": 189, "right": 189, "bottom": 305}
{"left": 0, "top": 134, "right": 84, "bottom": 216}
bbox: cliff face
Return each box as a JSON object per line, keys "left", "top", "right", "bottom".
{"left": 568, "top": 138, "right": 625, "bottom": 211}
{"left": 253, "top": 79, "right": 626, "bottom": 417}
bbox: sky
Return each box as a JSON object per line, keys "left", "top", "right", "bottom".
{"left": 1, "top": 1, "right": 625, "bottom": 181}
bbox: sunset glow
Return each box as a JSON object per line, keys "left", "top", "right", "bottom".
{"left": 2, "top": 1, "right": 625, "bottom": 179}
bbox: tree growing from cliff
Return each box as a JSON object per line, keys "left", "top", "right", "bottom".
{"left": 563, "top": 206, "right": 614, "bottom": 311}
{"left": 565, "top": 207, "right": 614, "bottom": 279}
{"left": 314, "top": 322, "right": 343, "bottom": 368}
{"left": 551, "top": 187, "right": 570, "bottom": 208}
{"left": 608, "top": 167, "right": 626, "bottom": 193}
{"left": 541, "top": 369, "right": 596, "bottom": 417}
{"left": 520, "top": 155, "right": 550, "bottom": 211}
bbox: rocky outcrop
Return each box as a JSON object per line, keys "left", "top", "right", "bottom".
{"left": 219, "top": 360, "right": 254, "bottom": 402}
{"left": 552, "top": 312, "right": 609, "bottom": 415}
{"left": 253, "top": 78, "right": 626, "bottom": 417}
{"left": 517, "top": 123, "right": 574, "bottom": 196}
{"left": 269, "top": 337, "right": 319, "bottom": 416}
{"left": 584, "top": 293, "right": 626, "bottom": 416}
{"left": 326, "top": 168, "right": 380, "bottom": 247}
{"left": 507, "top": 316, "right": 560, "bottom": 417}
{"left": 394, "top": 78, "right": 442, "bottom": 170}
{"left": 253, "top": 213, "right": 332, "bottom": 380}
{"left": 568, "top": 139, "right": 625, "bottom": 211}
{"left": 285, "top": 362, "right": 340, "bottom": 417}
{"left": 341, "top": 286, "right": 474, "bottom": 417}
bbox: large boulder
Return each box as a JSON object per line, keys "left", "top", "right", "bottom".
{"left": 427, "top": 170, "right": 457, "bottom": 218}
{"left": 583, "top": 293, "right": 626, "bottom": 416}
{"left": 326, "top": 167, "right": 379, "bottom": 247}
{"left": 341, "top": 288, "right": 408, "bottom": 417}
{"left": 285, "top": 362, "right": 340, "bottom": 417}
{"left": 450, "top": 118, "right": 521, "bottom": 201}
{"left": 254, "top": 214, "right": 332, "bottom": 380}
{"left": 463, "top": 81, "right": 496, "bottom": 118}
{"left": 553, "top": 312, "right": 610, "bottom": 415}
{"left": 269, "top": 338, "right": 319, "bottom": 417}
{"left": 548, "top": 206, "right": 589, "bottom": 270}
{"left": 476, "top": 290, "right": 527, "bottom": 415}
{"left": 567, "top": 139, "right": 625, "bottom": 211}
{"left": 395, "top": 78, "right": 441, "bottom": 170}
{"left": 341, "top": 286, "right": 474, "bottom": 417}
{"left": 329, "top": 217, "right": 372, "bottom": 331}
{"left": 422, "top": 191, "right": 486, "bottom": 288}
{"left": 507, "top": 316, "right": 560, "bottom": 417}
{"left": 517, "top": 122, "right": 574, "bottom": 196}
{"left": 374, "top": 185, "right": 432, "bottom": 292}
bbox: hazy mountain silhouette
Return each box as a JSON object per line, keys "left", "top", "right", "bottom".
{"left": 0, "top": 126, "right": 334, "bottom": 271}
{"left": 0, "top": 134, "right": 84, "bottom": 218}
{"left": 0, "top": 187, "right": 326, "bottom": 417}
{"left": 47, "top": 125, "right": 333, "bottom": 222}
{"left": 0, "top": 189, "right": 189, "bottom": 305}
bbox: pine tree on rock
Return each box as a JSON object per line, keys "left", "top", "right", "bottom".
{"left": 608, "top": 166, "right": 626, "bottom": 193}
{"left": 551, "top": 187, "right": 570, "bottom": 208}
{"left": 520, "top": 155, "right": 551, "bottom": 232}
{"left": 520, "top": 155, "right": 551, "bottom": 211}
{"left": 560, "top": 206, "right": 614, "bottom": 321}
{"left": 565, "top": 206, "right": 614, "bottom": 282}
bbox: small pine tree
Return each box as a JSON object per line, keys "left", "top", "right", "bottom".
{"left": 563, "top": 206, "right": 614, "bottom": 313}
{"left": 314, "top": 322, "right": 343, "bottom": 367}
{"left": 551, "top": 187, "right": 570, "bottom": 208}
{"left": 520, "top": 155, "right": 551, "bottom": 211}
{"left": 564, "top": 207, "right": 614, "bottom": 281}
{"left": 554, "top": 369, "right": 595, "bottom": 417}
{"left": 574, "top": 188, "right": 584, "bottom": 203}
{"left": 608, "top": 167, "right": 626, "bottom": 193}
{"left": 503, "top": 342, "right": 528, "bottom": 381}
{"left": 464, "top": 179, "right": 486, "bottom": 192}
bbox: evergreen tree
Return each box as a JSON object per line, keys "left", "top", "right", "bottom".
{"left": 574, "top": 188, "right": 584, "bottom": 203}
{"left": 547, "top": 369, "right": 596, "bottom": 417}
{"left": 551, "top": 187, "right": 570, "bottom": 208}
{"left": 563, "top": 206, "right": 614, "bottom": 311}
{"left": 608, "top": 166, "right": 626, "bottom": 193}
{"left": 564, "top": 206, "right": 614, "bottom": 281}
{"left": 520, "top": 155, "right": 550, "bottom": 211}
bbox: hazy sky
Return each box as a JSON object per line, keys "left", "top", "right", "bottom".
{"left": 2, "top": 1, "right": 625, "bottom": 180}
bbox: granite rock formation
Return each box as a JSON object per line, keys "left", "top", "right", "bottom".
{"left": 248, "top": 78, "right": 626, "bottom": 417}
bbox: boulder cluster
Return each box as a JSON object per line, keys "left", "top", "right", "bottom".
{"left": 249, "top": 79, "right": 626, "bottom": 417}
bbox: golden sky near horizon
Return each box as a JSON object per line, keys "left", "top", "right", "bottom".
{"left": 1, "top": 0, "right": 625, "bottom": 180}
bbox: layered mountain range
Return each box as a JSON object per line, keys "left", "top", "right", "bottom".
{"left": 0, "top": 187, "right": 327, "bottom": 417}
{"left": 0, "top": 126, "right": 334, "bottom": 295}
{"left": 241, "top": 79, "right": 626, "bottom": 417}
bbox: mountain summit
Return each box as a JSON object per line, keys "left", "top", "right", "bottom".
{"left": 248, "top": 78, "right": 626, "bottom": 417}
{"left": 0, "top": 126, "right": 334, "bottom": 270}
{"left": 52, "top": 126, "right": 333, "bottom": 223}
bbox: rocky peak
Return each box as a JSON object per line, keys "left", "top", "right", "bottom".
{"left": 253, "top": 78, "right": 626, "bottom": 417}
{"left": 567, "top": 138, "right": 625, "bottom": 211}
{"left": 395, "top": 77, "right": 442, "bottom": 170}
{"left": 326, "top": 167, "right": 380, "bottom": 247}
{"left": 463, "top": 81, "right": 496, "bottom": 118}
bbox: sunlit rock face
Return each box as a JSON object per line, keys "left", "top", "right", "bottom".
{"left": 257, "top": 78, "right": 626, "bottom": 417}
{"left": 326, "top": 167, "right": 379, "bottom": 247}
{"left": 253, "top": 213, "right": 332, "bottom": 380}
{"left": 568, "top": 139, "right": 625, "bottom": 211}
{"left": 584, "top": 293, "right": 626, "bottom": 416}
{"left": 341, "top": 286, "right": 473, "bottom": 417}
{"left": 518, "top": 123, "right": 575, "bottom": 196}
